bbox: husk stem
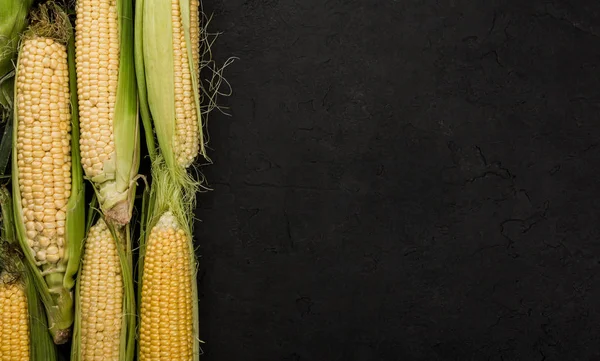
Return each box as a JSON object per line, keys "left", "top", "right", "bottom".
{"left": 71, "top": 201, "right": 135, "bottom": 361}
{"left": 11, "top": 2, "right": 85, "bottom": 344}
{"left": 84, "top": 0, "right": 140, "bottom": 227}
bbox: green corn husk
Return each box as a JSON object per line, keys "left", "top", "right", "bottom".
{"left": 12, "top": 3, "right": 86, "bottom": 344}
{"left": 0, "top": 187, "right": 58, "bottom": 361}
{"left": 71, "top": 196, "right": 135, "bottom": 361}
{"left": 0, "top": 0, "right": 34, "bottom": 111}
{"left": 76, "top": 0, "right": 140, "bottom": 226}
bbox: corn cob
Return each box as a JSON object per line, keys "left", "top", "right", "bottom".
{"left": 78, "top": 219, "right": 123, "bottom": 361}
{"left": 0, "top": 272, "right": 29, "bottom": 361}
{"left": 75, "top": 0, "right": 139, "bottom": 226}
{"left": 12, "top": 3, "right": 85, "bottom": 344}
{"left": 136, "top": 152, "right": 200, "bottom": 361}
{"left": 16, "top": 36, "right": 71, "bottom": 266}
{"left": 139, "top": 212, "right": 194, "bottom": 361}
{"left": 71, "top": 201, "right": 135, "bottom": 361}
{"left": 136, "top": 0, "right": 207, "bottom": 174}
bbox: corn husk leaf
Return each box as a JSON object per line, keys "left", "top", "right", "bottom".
{"left": 134, "top": 0, "right": 157, "bottom": 163}
{"left": 0, "top": 0, "right": 34, "bottom": 110}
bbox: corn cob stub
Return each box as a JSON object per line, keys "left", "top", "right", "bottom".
{"left": 75, "top": 0, "right": 118, "bottom": 180}
{"left": 140, "top": 212, "right": 193, "bottom": 361}
{"left": 79, "top": 219, "right": 123, "bottom": 361}
{"left": 15, "top": 37, "right": 71, "bottom": 266}
{"left": 172, "top": 0, "right": 200, "bottom": 168}
{"left": 0, "top": 272, "right": 30, "bottom": 361}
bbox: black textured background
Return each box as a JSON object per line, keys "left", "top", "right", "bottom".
{"left": 195, "top": 1, "right": 600, "bottom": 360}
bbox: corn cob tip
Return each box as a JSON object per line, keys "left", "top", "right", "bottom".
{"left": 52, "top": 328, "right": 71, "bottom": 345}
{"left": 44, "top": 275, "right": 74, "bottom": 344}
{"left": 104, "top": 200, "right": 130, "bottom": 226}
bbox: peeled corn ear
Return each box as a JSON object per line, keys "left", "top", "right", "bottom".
{"left": 12, "top": 3, "right": 85, "bottom": 344}
{"left": 140, "top": 212, "right": 194, "bottom": 361}
{"left": 75, "top": 0, "right": 140, "bottom": 226}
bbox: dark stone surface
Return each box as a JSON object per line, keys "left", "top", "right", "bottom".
{"left": 195, "top": 1, "right": 600, "bottom": 360}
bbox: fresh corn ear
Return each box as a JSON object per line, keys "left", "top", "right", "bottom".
{"left": 138, "top": 159, "right": 199, "bottom": 361}
{"left": 136, "top": 0, "right": 207, "bottom": 175}
{"left": 12, "top": 3, "right": 85, "bottom": 344}
{"left": 75, "top": 0, "right": 140, "bottom": 226}
{"left": 0, "top": 187, "right": 57, "bottom": 361}
{"left": 0, "top": 0, "right": 34, "bottom": 110}
{"left": 71, "top": 213, "right": 135, "bottom": 361}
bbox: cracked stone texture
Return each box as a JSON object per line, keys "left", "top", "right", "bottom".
{"left": 196, "top": 0, "right": 600, "bottom": 360}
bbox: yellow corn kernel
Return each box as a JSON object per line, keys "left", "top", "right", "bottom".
{"left": 79, "top": 219, "right": 123, "bottom": 361}
{"left": 0, "top": 273, "right": 29, "bottom": 361}
{"left": 139, "top": 212, "right": 193, "bottom": 361}
{"left": 15, "top": 36, "right": 71, "bottom": 266}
